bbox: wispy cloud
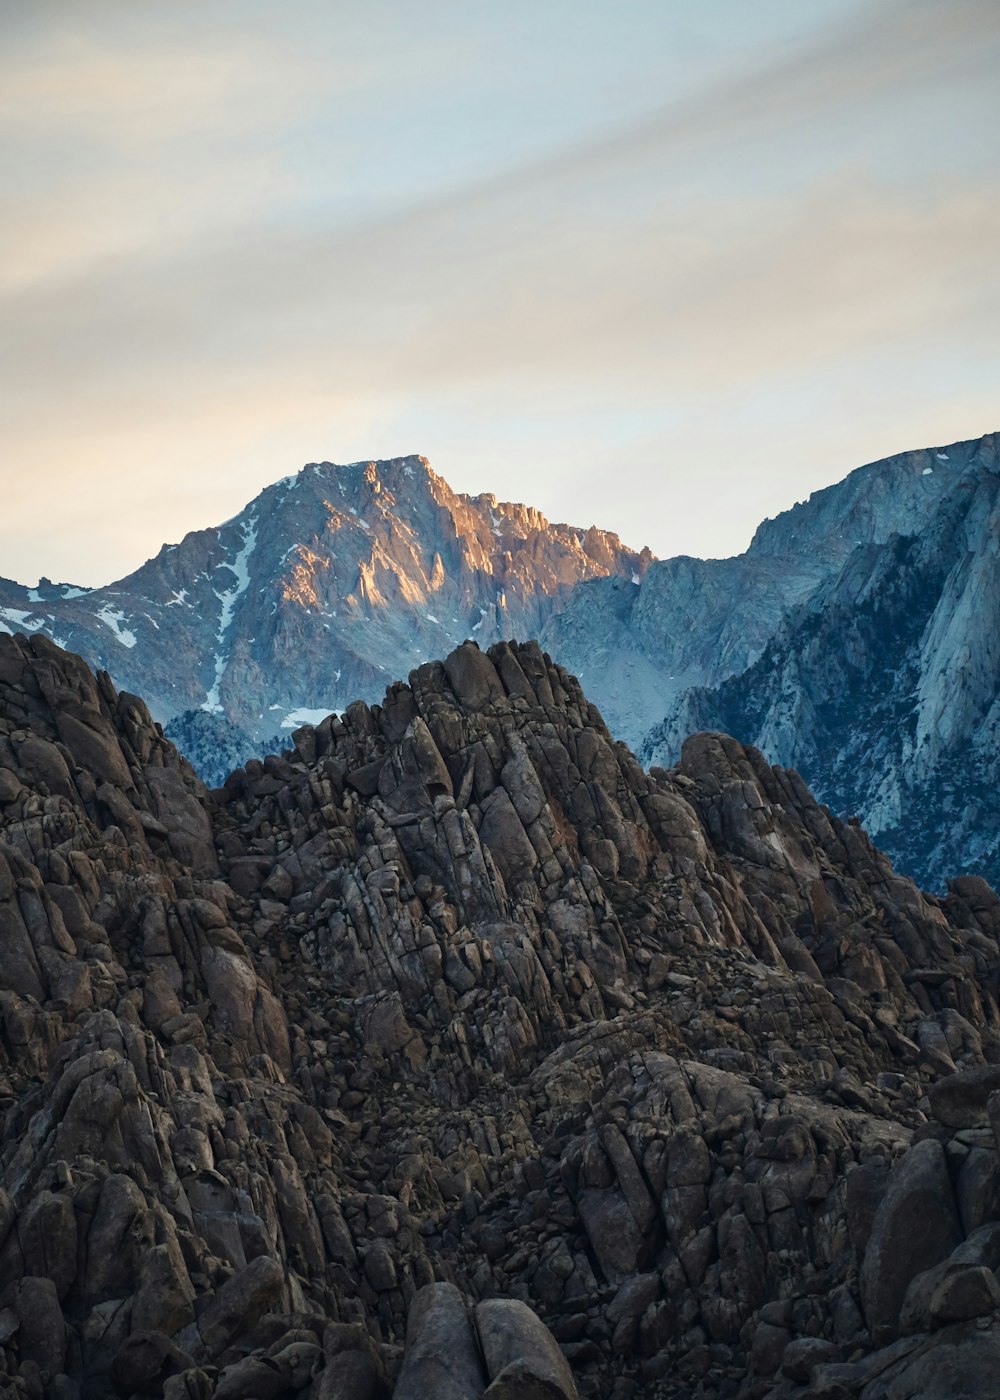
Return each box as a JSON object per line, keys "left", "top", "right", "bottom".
{"left": 1, "top": 0, "right": 998, "bottom": 583}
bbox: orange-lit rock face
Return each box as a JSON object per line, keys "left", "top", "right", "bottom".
{"left": 0, "top": 453, "right": 650, "bottom": 736}
{"left": 280, "top": 546, "right": 330, "bottom": 609}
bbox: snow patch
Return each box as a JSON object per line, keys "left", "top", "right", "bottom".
{"left": 204, "top": 652, "right": 225, "bottom": 709}
{"left": 60, "top": 586, "right": 91, "bottom": 599}
{"left": 166, "top": 589, "right": 189, "bottom": 607}
{"left": 96, "top": 606, "right": 137, "bottom": 648}
{"left": 0, "top": 607, "right": 44, "bottom": 635}
{"left": 425, "top": 613, "right": 439, "bottom": 623}
{"left": 203, "top": 515, "right": 258, "bottom": 711}
{"left": 631, "top": 572, "right": 640, "bottom": 585}
{"left": 922, "top": 467, "right": 934, "bottom": 476}
{"left": 27, "top": 589, "right": 41, "bottom": 602}
{"left": 936, "top": 452, "right": 949, "bottom": 461}
{"left": 281, "top": 706, "right": 340, "bottom": 730}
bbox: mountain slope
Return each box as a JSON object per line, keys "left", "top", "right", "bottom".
{"left": 642, "top": 454, "right": 1000, "bottom": 888}
{"left": 542, "top": 432, "right": 997, "bottom": 746}
{"left": 4, "top": 438, "right": 993, "bottom": 771}
{"left": 0, "top": 454, "right": 650, "bottom": 740}
{"left": 4, "top": 631, "right": 1000, "bottom": 1397}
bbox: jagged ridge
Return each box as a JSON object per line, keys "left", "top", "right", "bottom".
{"left": 642, "top": 448, "right": 1000, "bottom": 889}
{"left": 3, "top": 631, "right": 1000, "bottom": 1396}
{"left": 542, "top": 432, "right": 998, "bottom": 748}
{"left": 0, "top": 455, "right": 650, "bottom": 741}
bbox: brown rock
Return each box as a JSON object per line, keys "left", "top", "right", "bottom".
{"left": 477, "top": 1297, "right": 579, "bottom": 1400}
{"left": 861, "top": 1140, "right": 963, "bottom": 1344}
{"left": 395, "top": 1283, "right": 486, "bottom": 1400}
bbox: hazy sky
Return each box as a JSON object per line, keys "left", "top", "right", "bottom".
{"left": 2, "top": 0, "right": 998, "bottom": 586}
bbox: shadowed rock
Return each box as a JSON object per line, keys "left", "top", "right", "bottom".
{"left": 861, "top": 1139, "right": 963, "bottom": 1343}
{"left": 395, "top": 1283, "right": 486, "bottom": 1400}
{"left": 1, "top": 630, "right": 1000, "bottom": 1398}
{"left": 477, "top": 1298, "right": 579, "bottom": 1400}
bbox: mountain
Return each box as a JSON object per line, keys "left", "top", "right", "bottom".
{"left": 642, "top": 442, "right": 1000, "bottom": 889}
{"left": 5, "top": 630, "right": 1000, "bottom": 1398}
{"left": 0, "top": 453, "right": 651, "bottom": 742}
{"left": 541, "top": 433, "right": 997, "bottom": 747}
{"left": 4, "top": 434, "right": 998, "bottom": 891}
{"left": 4, "top": 438, "right": 988, "bottom": 779}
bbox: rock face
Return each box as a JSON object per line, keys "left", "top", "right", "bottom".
{"left": 6, "top": 433, "right": 1000, "bottom": 892}
{"left": 5, "top": 629, "right": 1000, "bottom": 1397}
{"left": 642, "top": 443, "right": 1000, "bottom": 888}
{"left": 543, "top": 433, "right": 997, "bottom": 748}
{"left": 0, "top": 455, "right": 650, "bottom": 746}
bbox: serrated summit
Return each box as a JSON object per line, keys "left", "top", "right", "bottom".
{"left": 0, "top": 455, "right": 652, "bottom": 737}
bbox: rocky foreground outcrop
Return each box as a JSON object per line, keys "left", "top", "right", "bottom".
{"left": 2, "top": 632, "right": 1000, "bottom": 1398}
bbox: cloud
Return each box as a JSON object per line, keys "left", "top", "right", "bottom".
{"left": 1, "top": 0, "right": 998, "bottom": 583}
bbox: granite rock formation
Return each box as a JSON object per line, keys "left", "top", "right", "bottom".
{"left": 4, "top": 629, "right": 1000, "bottom": 1397}
{"left": 642, "top": 443, "right": 1000, "bottom": 889}
{"left": 542, "top": 433, "right": 998, "bottom": 748}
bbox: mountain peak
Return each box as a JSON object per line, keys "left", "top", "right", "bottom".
{"left": 541, "top": 430, "right": 1000, "bottom": 747}
{"left": 0, "top": 452, "right": 647, "bottom": 739}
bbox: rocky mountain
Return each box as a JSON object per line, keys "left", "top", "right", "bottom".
{"left": 541, "top": 433, "right": 997, "bottom": 748}
{"left": 642, "top": 443, "right": 1000, "bottom": 890}
{"left": 4, "top": 629, "right": 1000, "bottom": 1398}
{"left": 0, "top": 455, "right": 651, "bottom": 748}
{"left": 4, "top": 438, "right": 990, "bottom": 782}
{"left": 4, "top": 434, "right": 997, "bottom": 889}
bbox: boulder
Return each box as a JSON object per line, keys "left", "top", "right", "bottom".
{"left": 394, "top": 1283, "right": 486, "bottom": 1400}
{"left": 928, "top": 1065, "right": 1000, "bottom": 1129}
{"left": 861, "top": 1140, "right": 963, "bottom": 1343}
{"left": 929, "top": 1266, "right": 1000, "bottom": 1324}
{"left": 477, "top": 1298, "right": 579, "bottom": 1400}
{"left": 179, "top": 1256, "right": 285, "bottom": 1358}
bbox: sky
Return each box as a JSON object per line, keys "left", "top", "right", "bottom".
{"left": 1, "top": 0, "right": 998, "bottom": 586}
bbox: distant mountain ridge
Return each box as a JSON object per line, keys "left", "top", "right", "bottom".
{"left": 3, "top": 432, "right": 998, "bottom": 888}
{"left": 540, "top": 433, "right": 996, "bottom": 746}
{"left": 642, "top": 437, "right": 1000, "bottom": 888}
